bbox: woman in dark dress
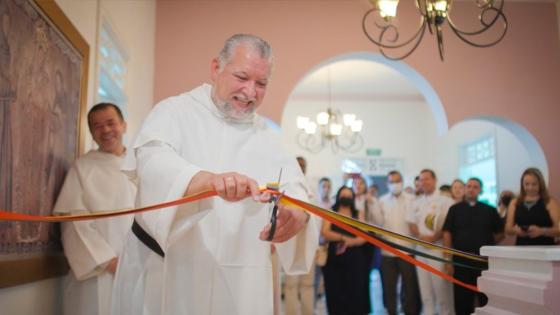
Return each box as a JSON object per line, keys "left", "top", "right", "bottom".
{"left": 321, "top": 186, "right": 371, "bottom": 315}
{"left": 505, "top": 168, "right": 560, "bottom": 245}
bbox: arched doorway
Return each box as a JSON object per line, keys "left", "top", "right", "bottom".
{"left": 281, "top": 52, "right": 549, "bottom": 201}
{"left": 281, "top": 53, "right": 442, "bottom": 191}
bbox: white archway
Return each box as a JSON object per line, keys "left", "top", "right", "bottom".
{"left": 281, "top": 52, "right": 549, "bottom": 194}
{"left": 463, "top": 115, "right": 549, "bottom": 182}
{"left": 283, "top": 52, "right": 449, "bottom": 136}
{"left": 280, "top": 52, "right": 442, "bottom": 190}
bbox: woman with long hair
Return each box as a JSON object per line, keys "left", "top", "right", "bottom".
{"left": 505, "top": 168, "right": 560, "bottom": 245}
{"left": 321, "top": 186, "right": 370, "bottom": 315}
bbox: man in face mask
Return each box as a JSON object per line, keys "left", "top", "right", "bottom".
{"left": 370, "top": 170, "right": 421, "bottom": 315}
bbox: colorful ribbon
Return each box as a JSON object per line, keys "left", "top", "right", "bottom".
{"left": 371, "top": 234, "right": 486, "bottom": 271}
{"left": 279, "top": 194, "right": 480, "bottom": 292}
{"left": 0, "top": 190, "right": 217, "bottom": 222}
{"left": 0, "top": 188, "right": 484, "bottom": 292}
{"left": 279, "top": 196, "right": 486, "bottom": 263}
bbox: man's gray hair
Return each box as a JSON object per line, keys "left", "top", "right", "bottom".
{"left": 218, "top": 34, "right": 273, "bottom": 69}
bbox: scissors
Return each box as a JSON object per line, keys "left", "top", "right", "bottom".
{"left": 266, "top": 168, "right": 283, "bottom": 241}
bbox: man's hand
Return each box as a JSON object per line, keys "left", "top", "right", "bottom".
{"left": 259, "top": 204, "right": 309, "bottom": 243}
{"left": 105, "top": 257, "right": 118, "bottom": 274}
{"left": 187, "top": 171, "right": 262, "bottom": 202}
{"left": 211, "top": 172, "right": 262, "bottom": 202}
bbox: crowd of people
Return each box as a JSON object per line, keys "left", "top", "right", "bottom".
{"left": 50, "top": 33, "right": 559, "bottom": 315}
{"left": 285, "top": 160, "right": 559, "bottom": 315}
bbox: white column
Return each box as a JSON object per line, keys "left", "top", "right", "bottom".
{"left": 474, "top": 246, "right": 560, "bottom": 315}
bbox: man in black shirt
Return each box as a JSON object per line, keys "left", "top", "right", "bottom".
{"left": 442, "top": 178, "right": 504, "bottom": 315}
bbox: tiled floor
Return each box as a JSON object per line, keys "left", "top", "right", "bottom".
{"left": 282, "top": 269, "right": 388, "bottom": 315}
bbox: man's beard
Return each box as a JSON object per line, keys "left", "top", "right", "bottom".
{"left": 214, "top": 97, "right": 257, "bottom": 121}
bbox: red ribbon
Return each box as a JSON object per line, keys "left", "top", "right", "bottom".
{"left": 0, "top": 190, "right": 217, "bottom": 222}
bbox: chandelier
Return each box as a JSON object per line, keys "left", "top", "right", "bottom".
{"left": 362, "top": 0, "right": 508, "bottom": 60}
{"left": 295, "top": 67, "right": 364, "bottom": 153}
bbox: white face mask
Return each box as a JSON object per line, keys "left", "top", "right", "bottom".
{"left": 388, "top": 182, "right": 403, "bottom": 195}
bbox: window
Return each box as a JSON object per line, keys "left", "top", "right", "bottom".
{"left": 459, "top": 136, "right": 497, "bottom": 206}
{"left": 96, "top": 20, "right": 128, "bottom": 116}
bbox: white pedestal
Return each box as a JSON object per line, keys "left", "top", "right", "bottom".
{"left": 474, "top": 246, "right": 560, "bottom": 315}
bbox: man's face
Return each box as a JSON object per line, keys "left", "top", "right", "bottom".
{"left": 420, "top": 171, "right": 436, "bottom": 194}
{"left": 388, "top": 173, "right": 402, "bottom": 185}
{"left": 465, "top": 180, "right": 481, "bottom": 202}
{"left": 319, "top": 180, "right": 331, "bottom": 200}
{"left": 210, "top": 44, "right": 271, "bottom": 120}
{"left": 89, "top": 107, "right": 126, "bottom": 155}
{"left": 386, "top": 173, "right": 402, "bottom": 196}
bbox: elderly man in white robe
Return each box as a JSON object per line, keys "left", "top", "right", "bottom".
{"left": 54, "top": 103, "right": 135, "bottom": 315}
{"left": 112, "top": 34, "right": 319, "bottom": 315}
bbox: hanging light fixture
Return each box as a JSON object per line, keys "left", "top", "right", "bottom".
{"left": 295, "top": 66, "right": 364, "bottom": 153}
{"left": 362, "top": 0, "right": 508, "bottom": 60}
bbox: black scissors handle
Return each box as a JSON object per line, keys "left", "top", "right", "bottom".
{"left": 266, "top": 169, "right": 283, "bottom": 241}
{"left": 267, "top": 199, "right": 279, "bottom": 241}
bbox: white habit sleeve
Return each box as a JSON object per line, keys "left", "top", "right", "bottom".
{"left": 54, "top": 167, "right": 116, "bottom": 280}
{"left": 133, "top": 141, "right": 202, "bottom": 252}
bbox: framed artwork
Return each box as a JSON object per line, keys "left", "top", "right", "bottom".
{"left": 0, "top": 0, "right": 89, "bottom": 288}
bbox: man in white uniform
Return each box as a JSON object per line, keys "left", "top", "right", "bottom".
{"left": 371, "top": 170, "right": 420, "bottom": 315}
{"left": 54, "top": 103, "right": 135, "bottom": 315}
{"left": 406, "top": 169, "right": 454, "bottom": 315}
{"left": 112, "top": 34, "right": 318, "bottom": 315}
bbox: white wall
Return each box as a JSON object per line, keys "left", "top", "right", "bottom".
{"left": 435, "top": 120, "right": 539, "bottom": 194}
{"left": 98, "top": 0, "right": 155, "bottom": 145}
{"left": 47, "top": 0, "right": 155, "bottom": 151}
{"left": 0, "top": 278, "right": 63, "bottom": 315}
{"left": 0, "top": 1, "right": 156, "bottom": 314}
{"left": 283, "top": 102, "right": 541, "bottom": 199}
{"left": 282, "top": 97, "right": 438, "bottom": 192}
{"left": 281, "top": 60, "right": 546, "bottom": 198}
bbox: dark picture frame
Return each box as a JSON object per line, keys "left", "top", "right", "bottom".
{"left": 0, "top": 0, "right": 89, "bottom": 288}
